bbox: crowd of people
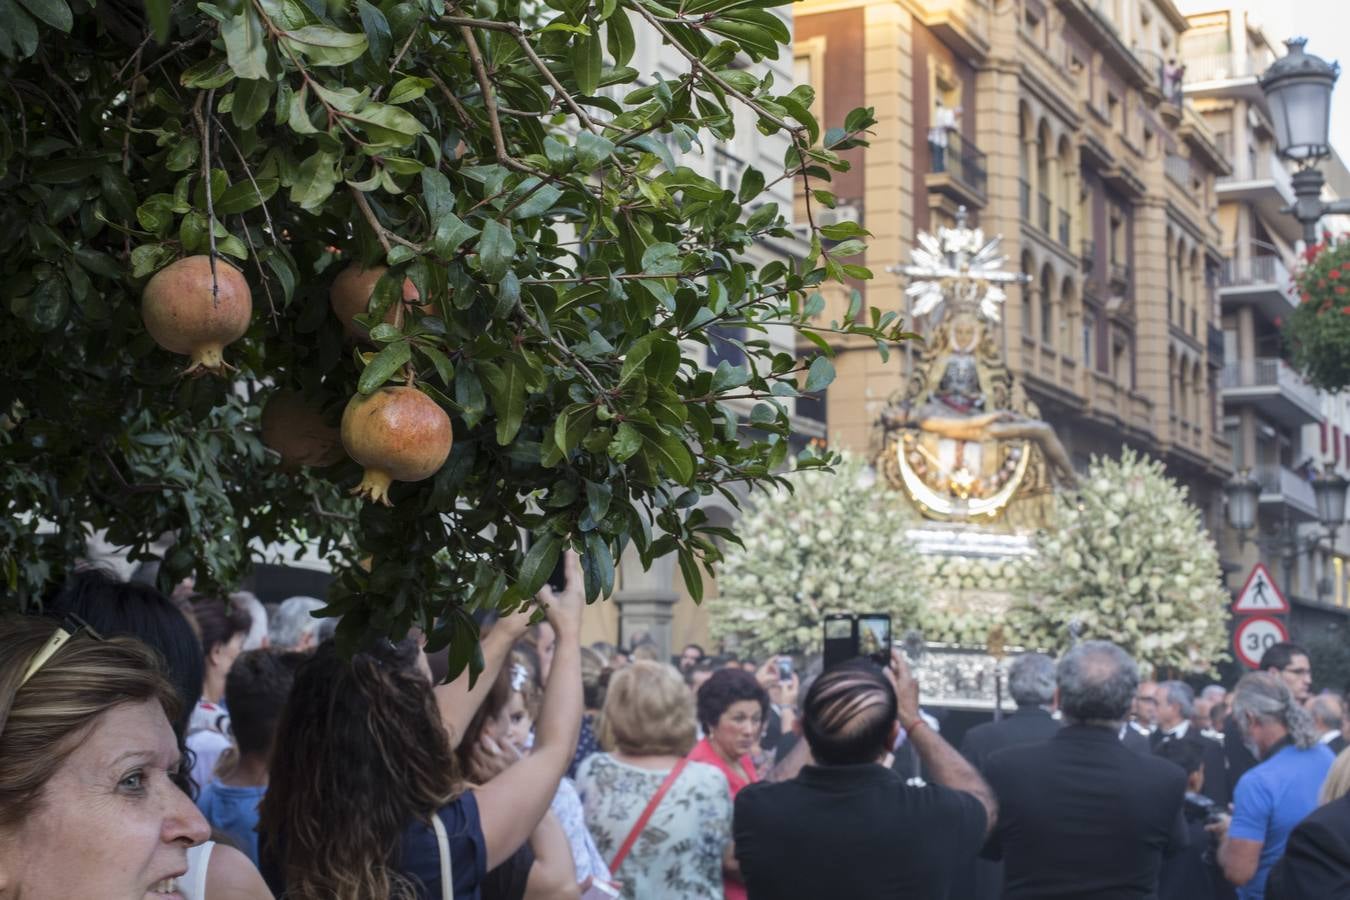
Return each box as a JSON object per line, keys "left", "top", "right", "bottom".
{"left": 4, "top": 558, "right": 1350, "bottom": 899}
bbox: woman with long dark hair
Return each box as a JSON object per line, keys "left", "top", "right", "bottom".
{"left": 259, "top": 554, "right": 585, "bottom": 899}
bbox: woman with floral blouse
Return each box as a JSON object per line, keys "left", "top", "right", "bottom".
{"left": 576, "top": 661, "right": 732, "bottom": 899}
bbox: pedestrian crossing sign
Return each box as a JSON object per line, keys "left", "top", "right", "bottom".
{"left": 1232, "top": 563, "right": 1289, "bottom": 614}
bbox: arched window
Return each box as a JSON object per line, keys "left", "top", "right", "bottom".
{"left": 1021, "top": 252, "right": 1034, "bottom": 333}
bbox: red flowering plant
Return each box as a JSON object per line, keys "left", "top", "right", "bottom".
{"left": 1286, "top": 234, "right": 1350, "bottom": 391}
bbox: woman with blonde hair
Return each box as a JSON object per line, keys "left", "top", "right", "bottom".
{"left": 576, "top": 661, "right": 732, "bottom": 899}
{"left": 0, "top": 614, "right": 214, "bottom": 896}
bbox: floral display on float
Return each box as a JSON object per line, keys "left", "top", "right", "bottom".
{"left": 1009, "top": 448, "right": 1230, "bottom": 673}
{"left": 709, "top": 453, "right": 928, "bottom": 660}
{"left": 1286, "top": 234, "right": 1350, "bottom": 392}
{"left": 916, "top": 555, "right": 1028, "bottom": 646}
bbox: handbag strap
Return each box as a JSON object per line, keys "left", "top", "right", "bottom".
{"left": 430, "top": 811, "right": 454, "bottom": 900}
{"left": 609, "top": 758, "right": 689, "bottom": 873}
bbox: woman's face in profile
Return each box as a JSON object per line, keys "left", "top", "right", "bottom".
{"left": 0, "top": 698, "right": 210, "bottom": 898}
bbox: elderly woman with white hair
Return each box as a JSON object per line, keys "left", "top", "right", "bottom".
{"left": 1209, "top": 671, "right": 1334, "bottom": 897}
{"left": 267, "top": 596, "right": 327, "bottom": 651}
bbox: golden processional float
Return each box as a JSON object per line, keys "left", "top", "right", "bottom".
{"left": 876, "top": 209, "right": 1077, "bottom": 712}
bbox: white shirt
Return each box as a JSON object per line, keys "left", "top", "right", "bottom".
{"left": 1159, "top": 720, "right": 1190, "bottom": 741}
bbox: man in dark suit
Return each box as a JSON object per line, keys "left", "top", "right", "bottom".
{"left": 955, "top": 653, "right": 1062, "bottom": 900}
{"left": 982, "top": 640, "right": 1189, "bottom": 898}
{"left": 1266, "top": 792, "right": 1350, "bottom": 899}
{"left": 1153, "top": 680, "right": 1229, "bottom": 806}
{"left": 1310, "top": 694, "right": 1347, "bottom": 756}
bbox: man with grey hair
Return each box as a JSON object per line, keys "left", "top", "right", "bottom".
{"left": 955, "top": 653, "right": 1061, "bottom": 900}
{"left": 1210, "top": 672, "right": 1334, "bottom": 898}
{"left": 1308, "top": 693, "right": 1346, "bottom": 755}
{"left": 1152, "top": 680, "right": 1229, "bottom": 805}
{"left": 982, "top": 641, "right": 1188, "bottom": 898}
{"left": 268, "top": 595, "right": 327, "bottom": 651}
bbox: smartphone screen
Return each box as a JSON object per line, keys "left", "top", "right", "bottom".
{"left": 776, "top": 657, "right": 793, "bottom": 681}
{"left": 857, "top": 614, "right": 892, "bottom": 666}
{"left": 823, "top": 615, "right": 855, "bottom": 670}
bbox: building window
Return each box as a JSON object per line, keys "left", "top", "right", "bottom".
{"left": 793, "top": 36, "right": 826, "bottom": 127}
{"left": 1107, "top": 92, "right": 1121, "bottom": 130}
{"left": 1109, "top": 208, "right": 1123, "bottom": 264}
{"left": 1082, "top": 310, "right": 1096, "bottom": 368}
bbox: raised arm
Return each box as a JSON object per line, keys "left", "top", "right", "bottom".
{"left": 474, "top": 551, "right": 584, "bottom": 870}
{"left": 436, "top": 604, "right": 532, "bottom": 749}
{"left": 889, "top": 650, "right": 998, "bottom": 835}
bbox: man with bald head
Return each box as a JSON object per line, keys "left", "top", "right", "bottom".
{"left": 733, "top": 652, "right": 995, "bottom": 900}
{"left": 983, "top": 641, "right": 1188, "bottom": 898}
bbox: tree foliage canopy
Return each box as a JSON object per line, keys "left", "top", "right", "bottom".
{"left": 0, "top": 0, "right": 906, "bottom": 671}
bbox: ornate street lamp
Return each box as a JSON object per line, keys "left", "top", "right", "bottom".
{"left": 1312, "top": 467, "right": 1349, "bottom": 543}
{"left": 1224, "top": 468, "right": 1262, "bottom": 537}
{"left": 1260, "top": 38, "right": 1350, "bottom": 245}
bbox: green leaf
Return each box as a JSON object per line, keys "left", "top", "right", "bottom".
{"left": 181, "top": 57, "right": 236, "bottom": 89}
{"left": 287, "top": 84, "right": 319, "bottom": 134}
{"left": 640, "top": 429, "right": 694, "bottom": 483}
{"left": 135, "top": 195, "right": 177, "bottom": 235}
{"left": 554, "top": 404, "right": 596, "bottom": 454}
{"left": 608, "top": 422, "right": 642, "bottom": 462}
{"left": 585, "top": 480, "right": 612, "bottom": 524}
{"left": 738, "top": 166, "right": 764, "bottom": 204}
{"left": 144, "top": 0, "right": 170, "bottom": 41}
{"left": 130, "top": 243, "right": 175, "bottom": 278}
{"left": 214, "top": 178, "right": 279, "bottom": 214}
{"left": 356, "top": 0, "right": 392, "bottom": 63}
{"left": 232, "top": 78, "right": 272, "bottom": 130}
{"left": 804, "top": 355, "right": 835, "bottom": 392}
{"left": 432, "top": 213, "right": 478, "bottom": 259}
{"left": 677, "top": 548, "right": 704, "bottom": 603}
{"left": 388, "top": 76, "right": 432, "bottom": 105}
{"left": 31, "top": 157, "right": 100, "bottom": 184}
{"left": 282, "top": 25, "right": 368, "bottom": 66}
{"left": 571, "top": 33, "right": 602, "bottom": 95}
{"left": 575, "top": 132, "right": 616, "bottom": 170}
{"left": 222, "top": 9, "right": 269, "bottom": 81}
{"left": 640, "top": 242, "right": 681, "bottom": 276}
{"left": 421, "top": 168, "right": 454, "bottom": 221}
{"left": 506, "top": 180, "right": 563, "bottom": 220}
{"left": 518, "top": 532, "right": 562, "bottom": 596}
{"left": 477, "top": 220, "right": 515, "bottom": 283}
{"left": 290, "top": 149, "right": 340, "bottom": 211}
{"left": 479, "top": 358, "right": 529, "bottom": 445}
{"left": 0, "top": 0, "right": 38, "bottom": 59}
{"left": 605, "top": 11, "right": 635, "bottom": 67}
{"left": 417, "top": 345, "right": 455, "bottom": 386}
{"left": 357, "top": 341, "right": 411, "bottom": 394}
{"left": 16, "top": 0, "right": 70, "bottom": 31}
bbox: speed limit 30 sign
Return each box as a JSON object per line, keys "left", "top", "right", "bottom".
{"left": 1234, "top": 615, "right": 1290, "bottom": 669}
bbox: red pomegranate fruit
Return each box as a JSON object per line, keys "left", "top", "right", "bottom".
{"left": 340, "top": 386, "right": 453, "bottom": 505}
{"left": 141, "top": 255, "right": 252, "bottom": 375}
{"left": 329, "top": 264, "right": 429, "bottom": 340}
{"left": 260, "top": 390, "right": 345, "bottom": 470}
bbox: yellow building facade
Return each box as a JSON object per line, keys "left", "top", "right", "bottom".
{"left": 793, "top": 0, "right": 1234, "bottom": 529}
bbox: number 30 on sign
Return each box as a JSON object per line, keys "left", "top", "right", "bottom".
{"left": 1234, "top": 615, "right": 1290, "bottom": 669}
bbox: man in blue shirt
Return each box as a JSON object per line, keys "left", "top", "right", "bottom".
{"left": 1211, "top": 672, "right": 1334, "bottom": 900}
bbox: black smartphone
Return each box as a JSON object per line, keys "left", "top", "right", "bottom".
{"left": 776, "top": 657, "right": 793, "bottom": 681}
{"left": 857, "top": 614, "right": 893, "bottom": 666}
{"left": 823, "top": 614, "right": 856, "bottom": 670}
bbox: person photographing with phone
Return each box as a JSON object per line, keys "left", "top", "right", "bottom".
{"left": 731, "top": 650, "right": 996, "bottom": 900}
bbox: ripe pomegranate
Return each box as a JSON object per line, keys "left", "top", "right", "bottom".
{"left": 260, "top": 390, "right": 345, "bottom": 470}
{"left": 141, "top": 255, "right": 252, "bottom": 375}
{"left": 329, "top": 264, "right": 429, "bottom": 340}
{"left": 340, "top": 386, "right": 452, "bottom": 505}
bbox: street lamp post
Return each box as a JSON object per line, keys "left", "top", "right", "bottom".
{"left": 1224, "top": 466, "right": 1350, "bottom": 599}
{"left": 1260, "top": 38, "right": 1350, "bottom": 245}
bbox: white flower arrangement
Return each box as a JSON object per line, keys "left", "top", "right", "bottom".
{"left": 709, "top": 452, "right": 928, "bottom": 659}
{"left": 1009, "top": 448, "right": 1230, "bottom": 673}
